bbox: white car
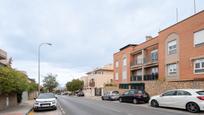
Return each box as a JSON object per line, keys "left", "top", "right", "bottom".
{"left": 149, "top": 89, "right": 204, "bottom": 113}
{"left": 33, "top": 93, "right": 57, "bottom": 111}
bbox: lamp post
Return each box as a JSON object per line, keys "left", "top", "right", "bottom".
{"left": 38, "top": 43, "right": 52, "bottom": 94}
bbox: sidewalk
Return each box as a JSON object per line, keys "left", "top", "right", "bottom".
{"left": 0, "top": 100, "right": 34, "bottom": 115}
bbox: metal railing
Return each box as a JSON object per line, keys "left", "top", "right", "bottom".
{"left": 131, "top": 75, "right": 142, "bottom": 81}
{"left": 144, "top": 73, "right": 158, "bottom": 81}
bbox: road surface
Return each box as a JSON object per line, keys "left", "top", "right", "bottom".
{"left": 57, "top": 95, "right": 200, "bottom": 115}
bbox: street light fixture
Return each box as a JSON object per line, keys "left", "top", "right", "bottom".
{"left": 38, "top": 42, "right": 52, "bottom": 94}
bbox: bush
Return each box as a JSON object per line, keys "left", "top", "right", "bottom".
{"left": 0, "top": 67, "right": 30, "bottom": 103}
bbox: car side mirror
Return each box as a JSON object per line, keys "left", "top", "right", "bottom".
{"left": 160, "top": 94, "right": 164, "bottom": 97}
{"left": 34, "top": 97, "right": 36, "bottom": 100}
{"left": 55, "top": 97, "right": 57, "bottom": 99}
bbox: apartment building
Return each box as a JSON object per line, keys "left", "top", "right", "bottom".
{"left": 114, "top": 10, "right": 204, "bottom": 95}
{"left": 0, "top": 49, "right": 8, "bottom": 66}
{"left": 81, "top": 64, "right": 114, "bottom": 96}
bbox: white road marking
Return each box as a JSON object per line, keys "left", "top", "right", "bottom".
{"left": 57, "top": 100, "right": 66, "bottom": 115}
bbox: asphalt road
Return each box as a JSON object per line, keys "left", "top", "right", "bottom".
{"left": 57, "top": 95, "right": 203, "bottom": 115}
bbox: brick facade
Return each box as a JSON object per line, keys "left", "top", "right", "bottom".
{"left": 113, "top": 10, "right": 204, "bottom": 95}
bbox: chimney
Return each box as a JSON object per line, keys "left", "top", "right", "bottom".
{"left": 146, "top": 36, "right": 152, "bottom": 41}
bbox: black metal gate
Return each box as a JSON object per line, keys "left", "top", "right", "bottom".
{"left": 95, "top": 88, "right": 102, "bottom": 96}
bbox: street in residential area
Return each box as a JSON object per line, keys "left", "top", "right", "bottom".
{"left": 55, "top": 96, "right": 199, "bottom": 115}
{"left": 1, "top": 0, "right": 204, "bottom": 115}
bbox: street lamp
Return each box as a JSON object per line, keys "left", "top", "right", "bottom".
{"left": 38, "top": 43, "right": 52, "bottom": 94}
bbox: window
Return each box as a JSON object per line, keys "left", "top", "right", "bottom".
{"left": 124, "top": 91, "right": 129, "bottom": 95}
{"left": 168, "top": 40, "right": 177, "bottom": 55}
{"left": 115, "top": 72, "right": 119, "bottom": 80}
{"left": 194, "top": 59, "right": 204, "bottom": 74}
{"left": 194, "top": 29, "right": 204, "bottom": 46}
{"left": 136, "top": 70, "right": 142, "bottom": 76}
{"left": 197, "top": 91, "right": 204, "bottom": 95}
{"left": 137, "top": 55, "right": 143, "bottom": 64}
{"left": 115, "top": 61, "right": 119, "bottom": 68}
{"left": 122, "top": 69, "right": 127, "bottom": 80}
{"left": 176, "top": 91, "right": 191, "bottom": 96}
{"left": 151, "top": 67, "right": 158, "bottom": 74}
{"left": 119, "top": 84, "right": 129, "bottom": 89}
{"left": 162, "top": 91, "right": 177, "bottom": 96}
{"left": 112, "top": 91, "right": 119, "bottom": 94}
{"left": 129, "top": 90, "right": 135, "bottom": 95}
{"left": 151, "top": 50, "right": 158, "bottom": 62}
{"left": 167, "top": 63, "right": 177, "bottom": 75}
{"left": 123, "top": 57, "right": 127, "bottom": 66}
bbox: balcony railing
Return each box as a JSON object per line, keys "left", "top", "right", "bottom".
{"left": 144, "top": 73, "right": 158, "bottom": 81}
{"left": 144, "top": 58, "right": 158, "bottom": 64}
{"left": 131, "top": 75, "right": 142, "bottom": 81}
{"left": 131, "top": 60, "right": 143, "bottom": 67}
{"left": 131, "top": 58, "right": 158, "bottom": 67}
{"left": 131, "top": 73, "right": 158, "bottom": 81}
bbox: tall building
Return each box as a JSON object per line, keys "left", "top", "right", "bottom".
{"left": 113, "top": 10, "right": 204, "bottom": 95}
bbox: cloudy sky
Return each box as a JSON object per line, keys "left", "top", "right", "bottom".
{"left": 0, "top": 0, "right": 203, "bottom": 86}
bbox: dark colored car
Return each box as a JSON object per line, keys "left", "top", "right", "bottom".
{"left": 119, "top": 89, "right": 150, "bottom": 104}
{"left": 101, "top": 91, "right": 120, "bottom": 101}
{"left": 77, "top": 91, "right": 84, "bottom": 97}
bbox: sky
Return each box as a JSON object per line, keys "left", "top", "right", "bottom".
{"left": 0, "top": 0, "right": 204, "bottom": 87}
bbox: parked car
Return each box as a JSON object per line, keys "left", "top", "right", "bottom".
{"left": 33, "top": 93, "right": 57, "bottom": 111}
{"left": 101, "top": 91, "right": 120, "bottom": 101}
{"left": 77, "top": 91, "right": 85, "bottom": 97}
{"left": 149, "top": 89, "right": 204, "bottom": 113}
{"left": 119, "top": 89, "right": 150, "bottom": 104}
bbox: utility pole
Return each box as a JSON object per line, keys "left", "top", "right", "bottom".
{"left": 194, "top": 0, "right": 197, "bottom": 14}
{"left": 38, "top": 43, "right": 52, "bottom": 94}
{"left": 176, "top": 8, "right": 178, "bottom": 23}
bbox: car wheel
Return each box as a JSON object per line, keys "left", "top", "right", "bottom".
{"left": 150, "top": 100, "right": 159, "bottom": 107}
{"left": 109, "top": 97, "right": 113, "bottom": 101}
{"left": 101, "top": 97, "right": 104, "bottom": 100}
{"left": 133, "top": 99, "right": 138, "bottom": 104}
{"left": 33, "top": 109, "right": 38, "bottom": 112}
{"left": 119, "top": 98, "right": 123, "bottom": 102}
{"left": 186, "top": 102, "right": 200, "bottom": 113}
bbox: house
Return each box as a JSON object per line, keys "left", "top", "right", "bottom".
{"left": 80, "top": 64, "right": 114, "bottom": 96}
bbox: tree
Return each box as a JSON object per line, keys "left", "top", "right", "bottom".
{"left": 0, "top": 67, "right": 30, "bottom": 103}
{"left": 42, "top": 73, "right": 59, "bottom": 92}
{"left": 66, "top": 79, "right": 84, "bottom": 92}
{"left": 0, "top": 67, "right": 29, "bottom": 94}
{"left": 28, "top": 82, "right": 38, "bottom": 92}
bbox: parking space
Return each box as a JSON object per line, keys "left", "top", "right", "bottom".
{"left": 101, "top": 100, "right": 200, "bottom": 115}
{"left": 28, "top": 103, "right": 63, "bottom": 115}
{"left": 29, "top": 109, "right": 61, "bottom": 115}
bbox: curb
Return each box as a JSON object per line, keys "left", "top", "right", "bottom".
{"left": 25, "top": 107, "right": 33, "bottom": 115}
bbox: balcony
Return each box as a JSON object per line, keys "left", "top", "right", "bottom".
{"left": 144, "top": 73, "right": 158, "bottom": 81}
{"left": 0, "top": 49, "right": 7, "bottom": 59}
{"left": 143, "top": 58, "right": 158, "bottom": 67}
{"left": 131, "top": 59, "right": 143, "bottom": 67}
{"left": 131, "top": 75, "right": 142, "bottom": 81}
{"left": 131, "top": 73, "right": 158, "bottom": 81}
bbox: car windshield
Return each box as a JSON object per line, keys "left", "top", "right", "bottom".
{"left": 38, "top": 93, "right": 55, "bottom": 99}
{"left": 112, "top": 91, "right": 119, "bottom": 94}
{"left": 197, "top": 91, "right": 204, "bottom": 95}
